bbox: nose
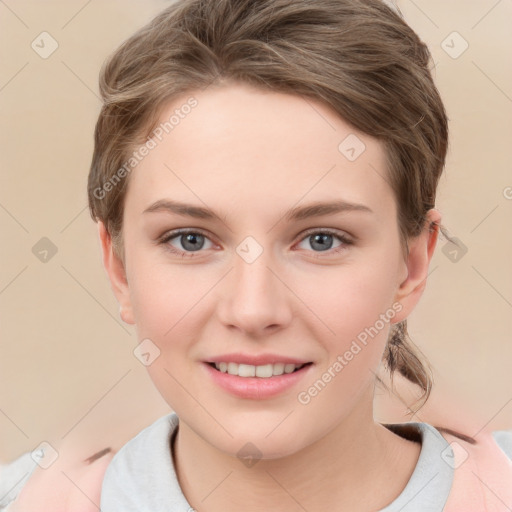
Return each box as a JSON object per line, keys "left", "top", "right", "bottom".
{"left": 216, "top": 244, "right": 293, "bottom": 337}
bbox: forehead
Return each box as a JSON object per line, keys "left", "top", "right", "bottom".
{"left": 124, "top": 82, "right": 395, "bottom": 224}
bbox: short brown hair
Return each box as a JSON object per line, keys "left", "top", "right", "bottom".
{"left": 87, "top": 0, "right": 449, "bottom": 410}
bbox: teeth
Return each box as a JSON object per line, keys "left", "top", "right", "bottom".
{"left": 238, "top": 364, "right": 255, "bottom": 377}
{"left": 214, "top": 362, "right": 305, "bottom": 378}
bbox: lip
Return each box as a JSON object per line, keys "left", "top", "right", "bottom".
{"left": 205, "top": 353, "right": 311, "bottom": 366}
{"left": 202, "top": 360, "right": 314, "bottom": 400}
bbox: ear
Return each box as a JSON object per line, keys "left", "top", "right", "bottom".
{"left": 392, "top": 209, "right": 441, "bottom": 323}
{"left": 97, "top": 222, "right": 135, "bottom": 325}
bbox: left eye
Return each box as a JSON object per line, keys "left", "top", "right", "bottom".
{"left": 296, "top": 230, "right": 350, "bottom": 253}
{"left": 159, "top": 229, "right": 352, "bottom": 256}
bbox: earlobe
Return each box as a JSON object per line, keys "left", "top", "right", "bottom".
{"left": 97, "top": 222, "right": 135, "bottom": 325}
{"left": 392, "top": 209, "right": 442, "bottom": 323}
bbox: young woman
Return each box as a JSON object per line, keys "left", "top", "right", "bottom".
{"left": 7, "top": 0, "right": 512, "bottom": 510}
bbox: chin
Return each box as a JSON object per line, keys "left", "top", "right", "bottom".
{"left": 203, "top": 423, "right": 311, "bottom": 462}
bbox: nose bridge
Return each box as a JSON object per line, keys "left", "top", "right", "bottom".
{"left": 217, "top": 235, "right": 292, "bottom": 333}
{"left": 235, "top": 246, "right": 275, "bottom": 298}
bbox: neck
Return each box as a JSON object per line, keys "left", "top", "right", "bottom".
{"left": 172, "top": 389, "right": 420, "bottom": 512}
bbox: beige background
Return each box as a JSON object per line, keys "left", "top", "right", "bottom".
{"left": 1, "top": 0, "right": 511, "bottom": 463}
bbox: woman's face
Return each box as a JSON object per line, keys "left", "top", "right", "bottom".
{"left": 104, "top": 81, "right": 432, "bottom": 458}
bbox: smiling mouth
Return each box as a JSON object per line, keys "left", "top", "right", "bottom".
{"left": 207, "top": 361, "right": 313, "bottom": 378}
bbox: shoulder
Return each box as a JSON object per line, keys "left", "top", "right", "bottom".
{"left": 436, "top": 425, "right": 512, "bottom": 465}
{"left": 380, "top": 421, "right": 512, "bottom": 512}
{"left": 492, "top": 429, "right": 512, "bottom": 460}
{"left": 100, "top": 412, "right": 184, "bottom": 511}
{"left": 100, "top": 412, "right": 194, "bottom": 510}
{"left": 10, "top": 413, "right": 179, "bottom": 512}
{"left": 10, "top": 447, "right": 115, "bottom": 512}
{"left": 103, "top": 412, "right": 178, "bottom": 478}
{"left": 437, "top": 426, "right": 512, "bottom": 512}
{"left": 111, "top": 413, "right": 178, "bottom": 455}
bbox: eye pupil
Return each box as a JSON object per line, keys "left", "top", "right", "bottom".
{"left": 310, "top": 233, "right": 333, "bottom": 251}
{"left": 182, "top": 233, "right": 204, "bottom": 251}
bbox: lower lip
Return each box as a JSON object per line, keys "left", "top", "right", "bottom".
{"left": 202, "top": 362, "right": 313, "bottom": 400}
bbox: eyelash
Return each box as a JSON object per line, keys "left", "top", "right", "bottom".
{"left": 157, "top": 228, "right": 353, "bottom": 259}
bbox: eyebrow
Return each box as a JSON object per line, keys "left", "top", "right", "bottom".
{"left": 143, "top": 199, "right": 373, "bottom": 222}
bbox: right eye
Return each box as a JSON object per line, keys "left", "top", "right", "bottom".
{"left": 158, "top": 229, "right": 216, "bottom": 257}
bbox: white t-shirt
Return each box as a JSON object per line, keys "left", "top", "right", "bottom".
{"left": 99, "top": 412, "right": 512, "bottom": 512}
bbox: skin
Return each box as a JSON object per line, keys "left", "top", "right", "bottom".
{"left": 11, "top": 447, "right": 114, "bottom": 511}
{"left": 99, "top": 80, "right": 441, "bottom": 511}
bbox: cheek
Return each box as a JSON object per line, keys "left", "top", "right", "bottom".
{"left": 130, "top": 264, "right": 201, "bottom": 410}
{"left": 128, "top": 256, "right": 202, "bottom": 338}
{"left": 298, "top": 256, "right": 400, "bottom": 349}
{"left": 126, "top": 257, "right": 215, "bottom": 406}
{"left": 293, "top": 264, "right": 398, "bottom": 418}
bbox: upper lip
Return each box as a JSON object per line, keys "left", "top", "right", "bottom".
{"left": 205, "top": 353, "right": 311, "bottom": 366}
